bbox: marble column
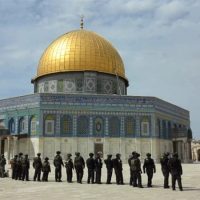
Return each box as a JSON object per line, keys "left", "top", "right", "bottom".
{"left": 13, "top": 136, "right": 18, "bottom": 156}
{"left": 0, "top": 137, "right": 2, "bottom": 154}
{"left": 7, "top": 137, "right": 11, "bottom": 161}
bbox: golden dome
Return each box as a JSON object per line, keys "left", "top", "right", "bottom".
{"left": 35, "top": 29, "right": 127, "bottom": 80}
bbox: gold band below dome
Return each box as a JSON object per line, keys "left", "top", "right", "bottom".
{"left": 35, "top": 29, "right": 127, "bottom": 81}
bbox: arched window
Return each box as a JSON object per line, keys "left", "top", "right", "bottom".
{"left": 9, "top": 118, "right": 15, "bottom": 134}
{"left": 77, "top": 116, "right": 89, "bottom": 136}
{"left": 60, "top": 115, "right": 73, "bottom": 135}
{"left": 93, "top": 117, "right": 104, "bottom": 136}
{"left": 19, "top": 117, "right": 25, "bottom": 134}
{"left": 162, "top": 120, "right": 167, "bottom": 139}
{"left": 109, "top": 116, "right": 120, "bottom": 137}
{"left": 44, "top": 114, "right": 55, "bottom": 135}
{"left": 30, "top": 116, "right": 37, "bottom": 135}
{"left": 141, "top": 117, "right": 150, "bottom": 136}
{"left": 125, "top": 117, "right": 135, "bottom": 137}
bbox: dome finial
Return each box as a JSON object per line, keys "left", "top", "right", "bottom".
{"left": 80, "top": 15, "right": 84, "bottom": 29}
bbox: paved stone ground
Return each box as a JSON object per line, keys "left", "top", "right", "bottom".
{"left": 0, "top": 163, "right": 200, "bottom": 200}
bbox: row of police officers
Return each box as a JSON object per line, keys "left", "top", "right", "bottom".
{"left": 0, "top": 151, "right": 183, "bottom": 191}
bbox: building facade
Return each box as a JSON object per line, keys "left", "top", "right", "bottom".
{"left": 0, "top": 28, "right": 192, "bottom": 162}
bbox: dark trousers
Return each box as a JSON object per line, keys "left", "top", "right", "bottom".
{"left": 16, "top": 166, "right": 22, "bottom": 180}
{"left": 106, "top": 168, "right": 113, "bottom": 184}
{"left": 147, "top": 171, "right": 153, "bottom": 186}
{"left": 95, "top": 168, "right": 102, "bottom": 183}
{"left": 132, "top": 171, "right": 142, "bottom": 187}
{"left": 12, "top": 167, "right": 17, "bottom": 179}
{"left": 75, "top": 167, "right": 84, "bottom": 183}
{"left": 87, "top": 169, "right": 94, "bottom": 183}
{"left": 0, "top": 167, "right": 5, "bottom": 178}
{"left": 129, "top": 169, "right": 133, "bottom": 185}
{"left": 115, "top": 169, "right": 123, "bottom": 184}
{"left": 22, "top": 167, "right": 29, "bottom": 181}
{"left": 162, "top": 170, "right": 169, "bottom": 188}
{"left": 42, "top": 172, "right": 49, "bottom": 181}
{"left": 55, "top": 167, "right": 62, "bottom": 181}
{"left": 33, "top": 168, "right": 41, "bottom": 181}
{"left": 172, "top": 174, "right": 183, "bottom": 190}
{"left": 66, "top": 168, "right": 73, "bottom": 182}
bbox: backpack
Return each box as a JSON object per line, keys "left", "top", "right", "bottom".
{"left": 130, "top": 158, "right": 139, "bottom": 171}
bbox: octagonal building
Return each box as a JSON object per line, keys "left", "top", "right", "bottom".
{"left": 0, "top": 26, "right": 192, "bottom": 162}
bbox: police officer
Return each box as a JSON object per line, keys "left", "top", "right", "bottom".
{"left": 95, "top": 152, "right": 103, "bottom": 184}
{"left": 42, "top": 157, "right": 51, "bottom": 182}
{"left": 16, "top": 152, "right": 23, "bottom": 180}
{"left": 0, "top": 154, "right": 6, "bottom": 178}
{"left": 86, "top": 153, "right": 95, "bottom": 184}
{"left": 168, "top": 153, "right": 183, "bottom": 191}
{"left": 130, "top": 152, "right": 143, "bottom": 188}
{"left": 11, "top": 155, "right": 18, "bottom": 179}
{"left": 22, "top": 154, "right": 30, "bottom": 181}
{"left": 54, "top": 151, "right": 64, "bottom": 182}
{"left": 74, "top": 152, "right": 85, "bottom": 184}
{"left": 143, "top": 153, "right": 156, "bottom": 187}
{"left": 33, "top": 153, "right": 42, "bottom": 181}
{"left": 65, "top": 153, "right": 74, "bottom": 183}
{"left": 104, "top": 154, "right": 113, "bottom": 184}
{"left": 112, "top": 153, "right": 124, "bottom": 185}
{"left": 128, "top": 152, "right": 136, "bottom": 186}
{"left": 160, "top": 152, "right": 170, "bottom": 188}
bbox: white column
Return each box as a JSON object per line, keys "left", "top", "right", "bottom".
{"left": 13, "top": 136, "right": 18, "bottom": 156}
{"left": 7, "top": 137, "right": 11, "bottom": 161}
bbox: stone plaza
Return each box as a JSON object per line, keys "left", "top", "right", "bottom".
{"left": 0, "top": 163, "right": 200, "bottom": 200}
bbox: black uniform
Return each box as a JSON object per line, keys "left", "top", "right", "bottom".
{"left": 128, "top": 152, "right": 136, "bottom": 186}
{"left": 0, "top": 155, "right": 6, "bottom": 178}
{"left": 104, "top": 155, "right": 113, "bottom": 184}
{"left": 143, "top": 153, "right": 156, "bottom": 187}
{"left": 33, "top": 153, "right": 42, "bottom": 181}
{"left": 42, "top": 158, "right": 51, "bottom": 182}
{"left": 168, "top": 153, "right": 183, "bottom": 191}
{"left": 11, "top": 155, "right": 18, "bottom": 179}
{"left": 160, "top": 153, "right": 170, "bottom": 188}
{"left": 65, "top": 154, "right": 74, "bottom": 183}
{"left": 54, "top": 152, "right": 64, "bottom": 182}
{"left": 112, "top": 154, "right": 124, "bottom": 185}
{"left": 74, "top": 153, "right": 85, "bottom": 183}
{"left": 16, "top": 153, "right": 23, "bottom": 180}
{"left": 94, "top": 154, "right": 103, "bottom": 184}
{"left": 86, "top": 153, "right": 95, "bottom": 184}
{"left": 22, "top": 155, "right": 30, "bottom": 181}
{"left": 130, "top": 153, "right": 143, "bottom": 188}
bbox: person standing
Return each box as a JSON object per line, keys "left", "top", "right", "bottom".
{"left": 112, "top": 153, "right": 124, "bottom": 185}
{"left": 11, "top": 155, "right": 18, "bottom": 179}
{"left": 16, "top": 152, "right": 23, "bottom": 180}
{"left": 104, "top": 154, "right": 113, "bottom": 184}
{"left": 65, "top": 153, "right": 74, "bottom": 183}
{"left": 21, "top": 154, "right": 30, "bottom": 181}
{"left": 54, "top": 151, "right": 64, "bottom": 182}
{"left": 74, "top": 152, "right": 85, "bottom": 183}
{"left": 86, "top": 153, "right": 95, "bottom": 184}
{"left": 42, "top": 157, "right": 51, "bottom": 182}
{"left": 0, "top": 154, "right": 6, "bottom": 178}
{"left": 160, "top": 152, "right": 170, "bottom": 188}
{"left": 128, "top": 152, "right": 136, "bottom": 186}
{"left": 94, "top": 152, "right": 103, "bottom": 184}
{"left": 143, "top": 153, "right": 156, "bottom": 187}
{"left": 130, "top": 152, "right": 143, "bottom": 188}
{"left": 168, "top": 153, "right": 183, "bottom": 191}
{"left": 33, "top": 153, "right": 42, "bottom": 181}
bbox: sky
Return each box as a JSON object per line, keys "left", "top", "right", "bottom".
{"left": 0, "top": 0, "right": 200, "bottom": 138}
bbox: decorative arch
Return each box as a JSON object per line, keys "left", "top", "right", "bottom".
{"left": 77, "top": 115, "right": 89, "bottom": 136}
{"left": 19, "top": 117, "right": 25, "bottom": 134}
{"left": 93, "top": 117, "right": 104, "bottom": 136}
{"left": 8, "top": 118, "right": 15, "bottom": 134}
{"left": 44, "top": 114, "right": 56, "bottom": 135}
{"left": 108, "top": 116, "right": 120, "bottom": 137}
{"left": 141, "top": 116, "right": 150, "bottom": 136}
{"left": 125, "top": 116, "right": 135, "bottom": 137}
{"left": 60, "top": 115, "right": 73, "bottom": 136}
{"left": 30, "top": 115, "right": 37, "bottom": 135}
